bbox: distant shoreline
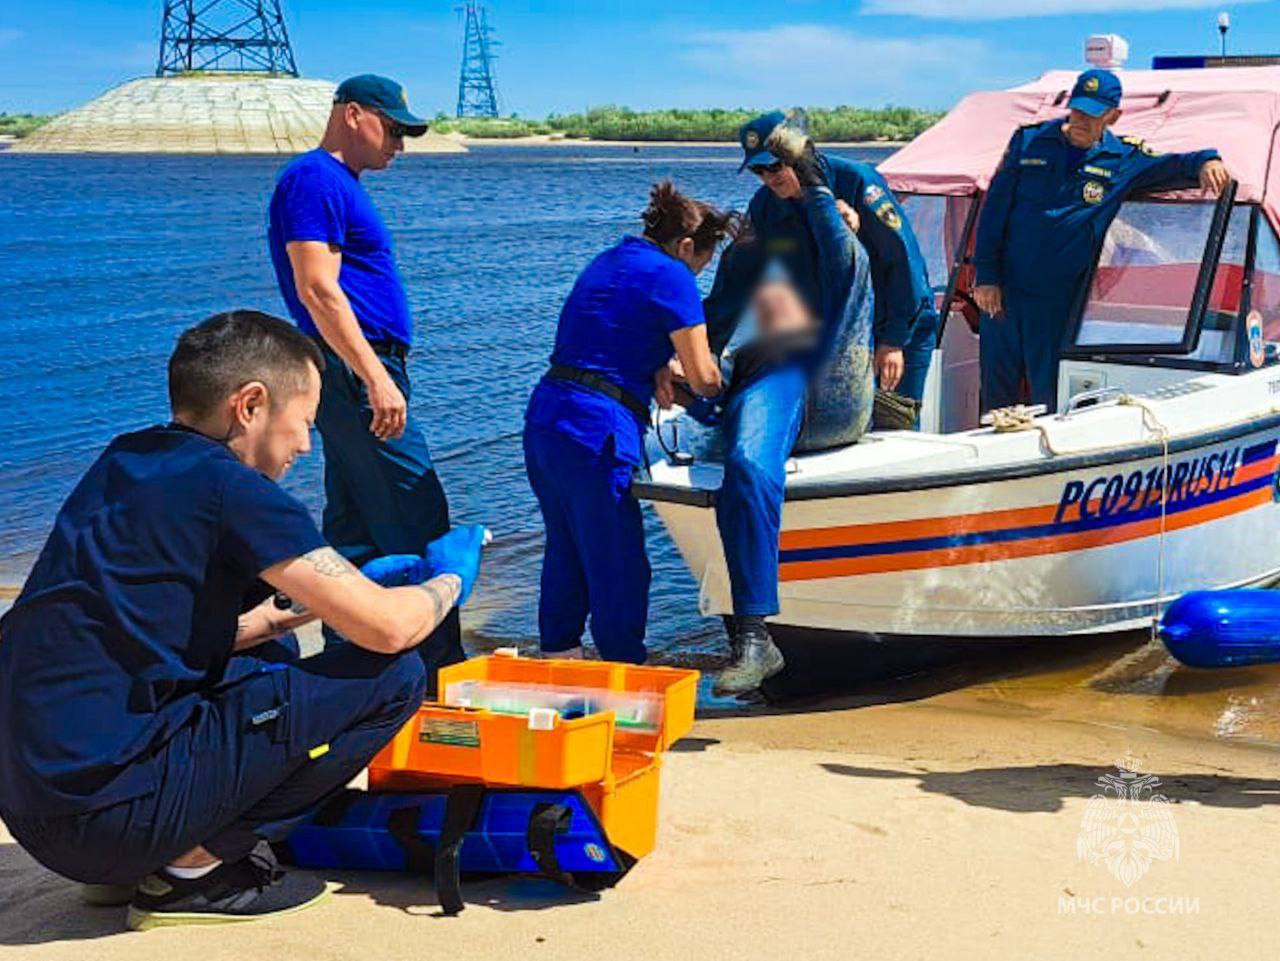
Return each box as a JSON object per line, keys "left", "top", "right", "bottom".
{"left": 454, "top": 134, "right": 906, "bottom": 149}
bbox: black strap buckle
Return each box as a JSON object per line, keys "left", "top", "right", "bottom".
{"left": 546, "top": 365, "right": 651, "bottom": 424}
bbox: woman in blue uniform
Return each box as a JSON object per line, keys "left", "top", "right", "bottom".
{"left": 524, "top": 182, "right": 735, "bottom": 663}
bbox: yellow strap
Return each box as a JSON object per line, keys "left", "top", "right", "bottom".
{"left": 517, "top": 727, "right": 537, "bottom": 785}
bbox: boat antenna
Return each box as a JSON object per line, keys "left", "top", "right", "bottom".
{"left": 1217, "top": 11, "right": 1230, "bottom": 57}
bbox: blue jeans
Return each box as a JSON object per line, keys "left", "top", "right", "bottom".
{"left": 314, "top": 344, "right": 461, "bottom": 687}
{"left": 979, "top": 288, "right": 1070, "bottom": 412}
{"left": 715, "top": 365, "right": 808, "bottom": 617}
{"left": 3, "top": 639, "right": 425, "bottom": 885}
{"left": 524, "top": 424, "right": 650, "bottom": 664}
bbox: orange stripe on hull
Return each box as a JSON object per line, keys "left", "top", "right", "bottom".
{"left": 779, "top": 458, "right": 1273, "bottom": 553}
{"left": 780, "top": 486, "right": 1273, "bottom": 582}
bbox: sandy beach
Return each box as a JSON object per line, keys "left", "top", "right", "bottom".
{"left": 3, "top": 633, "right": 1278, "bottom": 961}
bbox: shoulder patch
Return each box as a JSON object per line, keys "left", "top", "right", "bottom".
{"left": 864, "top": 183, "right": 885, "bottom": 203}
{"left": 875, "top": 201, "right": 902, "bottom": 230}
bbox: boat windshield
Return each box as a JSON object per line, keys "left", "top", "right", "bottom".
{"left": 1071, "top": 199, "right": 1249, "bottom": 363}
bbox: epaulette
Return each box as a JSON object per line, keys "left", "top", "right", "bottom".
{"left": 1120, "top": 134, "right": 1161, "bottom": 156}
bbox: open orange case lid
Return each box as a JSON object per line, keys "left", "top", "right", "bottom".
{"left": 436, "top": 651, "right": 699, "bottom": 754}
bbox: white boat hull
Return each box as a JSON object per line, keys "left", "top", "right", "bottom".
{"left": 644, "top": 399, "right": 1280, "bottom": 639}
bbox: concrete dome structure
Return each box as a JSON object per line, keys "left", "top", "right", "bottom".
{"left": 11, "top": 75, "right": 465, "bottom": 155}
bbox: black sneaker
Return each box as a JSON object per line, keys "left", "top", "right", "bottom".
{"left": 126, "top": 845, "right": 328, "bottom": 930}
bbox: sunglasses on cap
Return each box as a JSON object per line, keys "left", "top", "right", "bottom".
{"left": 748, "top": 160, "right": 785, "bottom": 176}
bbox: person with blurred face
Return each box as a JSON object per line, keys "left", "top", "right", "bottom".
{"left": 268, "top": 75, "right": 466, "bottom": 691}
{"left": 701, "top": 143, "right": 876, "bottom": 695}
{"left": 973, "top": 68, "right": 1230, "bottom": 412}
{"left": 0, "top": 311, "right": 487, "bottom": 929}
{"left": 707, "top": 110, "right": 940, "bottom": 411}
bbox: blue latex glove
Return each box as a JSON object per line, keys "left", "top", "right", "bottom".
{"left": 359, "top": 554, "right": 428, "bottom": 587}
{"left": 423, "top": 524, "right": 488, "bottom": 605}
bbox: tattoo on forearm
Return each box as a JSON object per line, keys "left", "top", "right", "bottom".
{"left": 417, "top": 575, "right": 461, "bottom": 622}
{"left": 302, "top": 547, "right": 359, "bottom": 578}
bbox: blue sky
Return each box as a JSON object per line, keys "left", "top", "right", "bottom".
{"left": 2, "top": 0, "right": 1278, "bottom": 115}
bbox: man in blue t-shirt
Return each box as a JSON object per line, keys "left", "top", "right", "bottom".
{"left": 0, "top": 311, "right": 486, "bottom": 929}
{"left": 267, "top": 74, "right": 462, "bottom": 687}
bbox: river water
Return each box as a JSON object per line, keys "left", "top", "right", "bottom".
{"left": 5, "top": 144, "right": 1280, "bottom": 747}
{"left": 0, "top": 144, "right": 889, "bottom": 657}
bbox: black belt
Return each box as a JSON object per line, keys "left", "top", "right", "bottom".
{"left": 546, "top": 365, "right": 650, "bottom": 423}
{"left": 310, "top": 336, "right": 408, "bottom": 361}
{"left": 369, "top": 340, "right": 409, "bottom": 360}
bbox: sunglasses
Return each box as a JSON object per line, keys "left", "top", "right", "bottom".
{"left": 374, "top": 112, "right": 412, "bottom": 139}
{"left": 749, "top": 160, "right": 784, "bottom": 176}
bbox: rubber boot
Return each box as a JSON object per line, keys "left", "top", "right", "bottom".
{"left": 714, "top": 617, "right": 785, "bottom": 696}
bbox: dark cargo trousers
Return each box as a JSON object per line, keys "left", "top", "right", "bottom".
{"left": 314, "top": 342, "right": 464, "bottom": 690}
{"left": 4, "top": 640, "right": 426, "bottom": 886}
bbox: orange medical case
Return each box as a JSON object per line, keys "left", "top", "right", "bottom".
{"left": 367, "top": 651, "right": 698, "bottom": 859}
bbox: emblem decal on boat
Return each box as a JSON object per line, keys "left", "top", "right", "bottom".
{"left": 875, "top": 202, "right": 902, "bottom": 230}
{"left": 1082, "top": 180, "right": 1106, "bottom": 205}
{"left": 1248, "top": 310, "right": 1265, "bottom": 368}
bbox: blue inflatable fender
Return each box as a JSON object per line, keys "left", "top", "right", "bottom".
{"left": 1158, "top": 589, "right": 1280, "bottom": 668}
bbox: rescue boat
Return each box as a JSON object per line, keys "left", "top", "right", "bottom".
{"left": 636, "top": 59, "right": 1280, "bottom": 644}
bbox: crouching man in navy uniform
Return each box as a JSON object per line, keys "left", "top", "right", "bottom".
{"left": 974, "top": 68, "right": 1230, "bottom": 412}
{"left": 0, "top": 311, "right": 486, "bottom": 929}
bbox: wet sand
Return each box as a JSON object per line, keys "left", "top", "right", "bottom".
{"left": 2, "top": 633, "right": 1278, "bottom": 960}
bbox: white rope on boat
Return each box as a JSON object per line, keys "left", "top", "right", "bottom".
{"left": 988, "top": 397, "right": 1172, "bottom": 638}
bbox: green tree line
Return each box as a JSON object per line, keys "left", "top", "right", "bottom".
{"left": 0, "top": 113, "right": 53, "bottom": 138}
{"left": 432, "top": 105, "right": 943, "bottom": 142}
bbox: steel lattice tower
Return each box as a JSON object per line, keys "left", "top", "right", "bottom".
{"left": 455, "top": 2, "right": 500, "bottom": 118}
{"left": 157, "top": 0, "right": 299, "bottom": 77}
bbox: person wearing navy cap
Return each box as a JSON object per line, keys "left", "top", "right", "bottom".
{"left": 701, "top": 109, "right": 930, "bottom": 691}
{"left": 973, "top": 67, "right": 1230, "bottom": 412}
{"left": 268, "top": 75, "right": 466, "bottom": 692}
{"left": 714, "top": 110, "right": 938, "bottom": 405}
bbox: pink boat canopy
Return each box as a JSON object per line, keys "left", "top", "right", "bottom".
{"left": 880, "top": 66, "right": 1280, "bottom": 231}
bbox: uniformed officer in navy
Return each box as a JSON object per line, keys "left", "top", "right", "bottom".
{"left": 973, "top": 68, "right": 1230, "bottom": 412}
{"left": 706, "top": 109, "right": 939, "bottom": 407}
